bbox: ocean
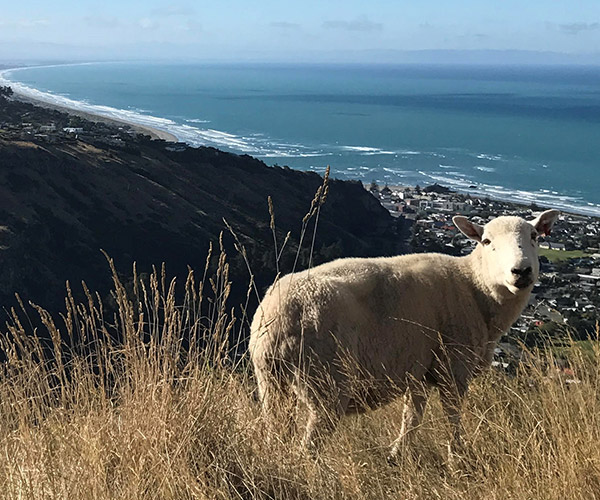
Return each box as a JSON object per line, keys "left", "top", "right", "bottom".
{"left": 2, "top": 62, "right": 600, "bottom": 215}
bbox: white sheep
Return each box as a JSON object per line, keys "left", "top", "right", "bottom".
{"left": 249, "top": 209, "right": 559, "bottom": 460}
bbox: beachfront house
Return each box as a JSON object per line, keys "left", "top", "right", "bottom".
{"left": 539, "top": 241, "right": 566, "bottom": 251}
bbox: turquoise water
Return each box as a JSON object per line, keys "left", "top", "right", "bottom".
{"left": 2, "top": 62, "right": 600, "bottom": 215}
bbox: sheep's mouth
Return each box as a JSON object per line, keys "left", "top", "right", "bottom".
{"left": 505, "top": 279, "right": 532, "bottom": 294}
{"left": 514, "top": 277, "right": 534, "bottom": 289}
{"left": 507, "top": 278, "right": 533, "bottom": 291}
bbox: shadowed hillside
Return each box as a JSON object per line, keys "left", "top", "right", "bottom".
{"left": 0, "top": 97, "right": 410, "bottom": 323}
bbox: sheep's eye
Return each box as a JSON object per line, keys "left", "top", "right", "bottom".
{"left": 481, "top": 238, "right": 491, "bottom": 246}
{"left": 531, "top": 232, "right": 538, "bottom": 241}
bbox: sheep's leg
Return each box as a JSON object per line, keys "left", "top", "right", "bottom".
{"left": 439, "top": 381, "right": 467, "bottom": 451}
{"left": 432, "top": 344, "right": 470, "bottom": 454}
{"left": 256, "top": 367, "right": 297, "bottom": 440}
{"left": 302, "top": 393, "right": 348, "bottom": 455}
{"left": 255, "top": 367, "right": 277, "bottom": 416}
{"left": 387, "top": 389, "right": 427, "bottom": 464}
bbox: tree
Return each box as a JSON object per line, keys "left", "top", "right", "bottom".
{"left": 68, "top": 115, "right": 85, "bottom": 127}
{"left": 0, "top": 86, "right": 13, "bottom": 100}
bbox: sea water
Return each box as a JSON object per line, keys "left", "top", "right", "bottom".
{"left": 2, "top": 62, "right": 600, "bottom": 215}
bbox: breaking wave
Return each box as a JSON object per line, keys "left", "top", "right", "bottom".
{"left": 416, "top": 171, "right": 600, "bottom": 216}
{"left": 474, "top": 153, "right": 504, "bottom": 161}
{"left": 0, "top": 67, "right": 326, "bottom": 158}
{"left": 339, "top": 145, "right": 397, "bottom": 155}
{"left": 2, "top": 64, "right": 599, "bottom": 217}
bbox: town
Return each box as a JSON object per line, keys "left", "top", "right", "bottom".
{"left": 368, "top": 182, "right": 600, "bottom": 370}
{"left": 2, "top": 85, "right": 598, "bottom": 368}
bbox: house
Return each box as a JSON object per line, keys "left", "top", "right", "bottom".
{"left": 432, "top": 200, "right": 469, "bottom": 213}
{"left": 397, "top": 189, "right": 413, "bottom": 200}
{"left": 399, "top": 204, "right": 416, "bottom": 214}
{"left": 380, "top": 185, "right": 393, "bottom": 200}
{"left": 578, "top": 273, "right": 600, "bottom": 285}
{"left": 534, "top": 303, "right": 565, "bottom": 323}
{"left": 419, "top": 199, "right": 433, "bottom": 210}
{"left": 539, "top": 241, "right": 566, "bottom": 251}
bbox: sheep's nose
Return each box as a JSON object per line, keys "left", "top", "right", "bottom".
{"left": 511, "top": 266, "right": 532, "bottom": 277}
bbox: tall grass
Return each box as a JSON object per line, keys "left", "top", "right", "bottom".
{"left": 0, "top": 175, "right": 599, "bottom": 498}
{"left": 0, "top": 252, "right": 599, "bottom": 499}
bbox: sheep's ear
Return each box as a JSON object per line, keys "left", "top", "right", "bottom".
{"left": 453, "top": 216, "right": 484, "bottom": 242}
{"left": 531, "top": 209, "right": 560, "bottom": 236}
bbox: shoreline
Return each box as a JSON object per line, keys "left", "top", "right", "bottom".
{"left": 1, "top": 64, "right": 599, "bottom": 218}
{"left": 13, "top": 90, "right": 179, "bottom": 143}
{"left": 1, "top": 66, "right": 178, "bottom": 143}
{"left": 381, "top": 183, "right": 600, "bottom": 220}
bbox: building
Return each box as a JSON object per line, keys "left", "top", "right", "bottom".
{"left": 539, "top": 241, "right": 566, "bottom": 251}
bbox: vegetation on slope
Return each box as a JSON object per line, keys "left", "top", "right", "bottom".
{"left": 1, "top": 91, "right": 599, "bottom": 500}
{"left": 0, "top": 245, "right": 599, "bottom": 499}
{"left": 0, "top": 97, "right": 410, "bottom": 324}
{"left": 538, "top": 247, "right": 588, "bottom": 263}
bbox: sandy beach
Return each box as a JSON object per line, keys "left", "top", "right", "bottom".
{"left": 0, "top": 65, "right": 179, "bottom": 143}
{"left": 12, "top": 91, "right": 179, "bottom": 142}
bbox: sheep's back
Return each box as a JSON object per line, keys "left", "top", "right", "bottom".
{"left": 249, "top": 253, "right": 482, "bottom": 390}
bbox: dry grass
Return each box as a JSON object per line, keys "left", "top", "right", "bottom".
{"left": 0, "top": 176, "right": 599, "bottom": 499}
{"left": 0, "top": 251, "right": 598, "bottom": 500}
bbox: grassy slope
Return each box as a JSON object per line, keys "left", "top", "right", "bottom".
{"left": 0, "top": 256, "right": 599, "bottom": 500}
{"left": 0, "top": 97, "right": 409, "bottom": 319}
{"left": 1, "top": 96, "right": 599, "bottom": 497}
{"left": 539, "top": 247, "right": 588, "bottom": 262}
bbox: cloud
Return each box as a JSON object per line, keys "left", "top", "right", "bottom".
{"left": 452, "top": 33, "right": 490, "bottom": 48}
{"left": 270, "top": 21, "right": 300, "bottom": 30}
{"left": 138, "top": 18, "right": 158, "bottom": 30}
{"left": 151, "top": 4, "right": 196, "bottom": 17}
{"left": 182, "top": 19, "right": 202, "bottom": 32}
{"left": 84, "top": 16, "right": 120, "bottom": 29}
{"left": 323, "top": 16, "right": 382, "bottom": 33}
{"left": 17, "top": 19, "right": 49, "bottom": 28}
{"left": 557, "top": 22, "right": 599, "bottom": 35}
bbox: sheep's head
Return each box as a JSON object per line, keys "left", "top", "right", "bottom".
{"left": 453, "top": 210, "right": 559, "bottom": 296}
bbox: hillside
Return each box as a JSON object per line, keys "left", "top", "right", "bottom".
{"left": 0, "top": 96, "right": 410, "bottom": 322}
{"left": 1, "top": 89, "right": 599, "bottom": 500}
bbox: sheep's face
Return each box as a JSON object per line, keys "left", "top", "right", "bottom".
{"left": 453, "top": 210, "right": 560, "bottom": 296}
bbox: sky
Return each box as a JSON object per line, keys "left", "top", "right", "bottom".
{"left": 2, "top": 0, "right": 600, "bottom": 63}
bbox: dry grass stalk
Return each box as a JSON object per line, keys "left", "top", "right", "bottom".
{"left": 0, "top": 253, "right": 598, "bottom": 499}
{"left": 0, "top": 175, "right": 599, "bottom": 498}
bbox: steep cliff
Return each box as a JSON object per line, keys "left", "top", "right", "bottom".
{"left": 0, "top": 101, "right": 410, "bottom": 320}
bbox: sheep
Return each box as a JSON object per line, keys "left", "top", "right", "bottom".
{"left": 249, "top": 209, "right": 560, "bottom": 460}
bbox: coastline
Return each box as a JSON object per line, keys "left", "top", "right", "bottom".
{"left": 1, "top": 66, "right": 178, "bottom": 143}
{"left": 2, "top": 63, "right": 600, "bottom": 218}
{"left": 13, "top": 88, "right": 179, "bottom": 143}
{"left": 382, "top": 184, "right": 599, "bottom": 220}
